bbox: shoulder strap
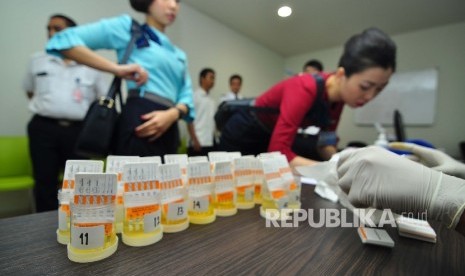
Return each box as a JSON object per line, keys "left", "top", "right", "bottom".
{"left": 304, "top": 74, "right": 330, "bottom": 128}
{"left": 120, "top": 19, "right": 143, "bottom": 64}
{"left": 107, "top": 19, "right": 144, "bottom": 102}
{"left": 314, "top": 74, "right": 325, "bottom": 100}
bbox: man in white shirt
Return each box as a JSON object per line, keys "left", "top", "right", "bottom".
{"left": 23, "top": 14, "right": 107, "bottom": 212}
{"left": 187, "top": 68, "right": 216, "bottom": 156}
{"left": 219, "top": 74, "right": 243, "bottom": 103}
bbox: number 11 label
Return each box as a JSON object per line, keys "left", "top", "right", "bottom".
{"left": 71, "top": 225, "right": 104, "bottom": 249}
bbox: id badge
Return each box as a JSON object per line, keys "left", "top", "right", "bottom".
{"left": 73, "top": 88, "right": 82, "bottom": 103}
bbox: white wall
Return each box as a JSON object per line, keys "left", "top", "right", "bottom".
{"left": 0, "top": 0, "right": 284, "bottom": 140}
{"left": 285, "top": 21, "right": 465, "bottom": 158}
{"left": 4, "top": 1, "right": 462, "bottom": 157}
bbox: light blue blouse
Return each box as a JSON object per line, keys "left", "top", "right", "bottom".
{"left": 46, "top": 14, "right": 194, "bottom": 122}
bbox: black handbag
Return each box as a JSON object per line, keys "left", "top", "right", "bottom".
{"left": 75, "top": 20, "right": 142, "bottom": 158}
{"left": 215, "top": 98, "right": 257, "bottom": 131}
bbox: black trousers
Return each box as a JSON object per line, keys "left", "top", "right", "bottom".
{"left": 219, "top": 110, "right": 323, "bottom": 160}
{"left": 27, "top": 115, "right": 85, "bottom": 212}
{"left": 114, "top": 97, "right": 179, "bottom": 157}
{"left": 218, "top": 110, "right": 270, "bottom": 155}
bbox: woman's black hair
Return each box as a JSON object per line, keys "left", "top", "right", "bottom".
{"left": 338, "top": 27, "right": 397, "bottom": 77}
{"left": 130, "top": 0, "right": 154, "bottom": 13}
{"left": 49, "top": 14, "right": 77, "bottom": 27}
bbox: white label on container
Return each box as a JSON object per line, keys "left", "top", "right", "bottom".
{"left": 277, "top": 196, "right": 289, "bottom": 210}
{"left": 189, "top": 195, "right": 209, "bottom": 212}
{"left": 71, "top": 225, "right": 104, "bottom": 250}
{"left": 289, "top": 190, "right": 300, "bottom": 203}
{"left": 167, "top": 201, "right": 187, "bottom": 220}
{"left": 245, "top": 186, "right": 254, "bottom": 201}
{"left": 58, "top": 209, "right": 68, "bottom": 231}
{"left": 144, "top": 210, "right": 161, "bottom": 233}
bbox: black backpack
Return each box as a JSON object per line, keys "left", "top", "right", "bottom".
{"left": 214, "top": 74, "right": 328, "bottom": 131}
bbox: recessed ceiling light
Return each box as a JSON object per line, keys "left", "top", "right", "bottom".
{"left": 277, "top": 6, "right": 292, "bottom": 17}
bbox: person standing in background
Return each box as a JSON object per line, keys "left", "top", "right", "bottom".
{"left": 187, "top": 68, "right": 216, "bottom": 156}
{"left": 23, "top": 14, "right": 108, "bottom": 212}
{"left": 46, "top": 0, "right": 194, "bottom": 157}
{"left": 303, "top": 59, "right": 324, "bottom": 74}
{"left": 219, "top": 74, "right": 243, "bottom": 103}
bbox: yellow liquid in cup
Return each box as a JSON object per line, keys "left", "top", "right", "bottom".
{"left": 215, "top": 191, "right": 235, "bottom": 209}
{"left": 57, "top": 204, "right": 70, "bottom": 244}
{"left": 123, "top": 205, "right": 162, "bottom": 244}
{"left": 254, "top": 183, "right": 262, "bottom": 204}
{"left": 237, "top": 185, "right": 255, "bottom": 208}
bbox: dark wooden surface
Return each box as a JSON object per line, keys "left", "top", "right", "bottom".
{"left": 1, "top": 185, "right": 464, "bottom": 275}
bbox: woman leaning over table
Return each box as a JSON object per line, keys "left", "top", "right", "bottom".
{"left": 46, "top": 0, "right": 193, "bottom": 156}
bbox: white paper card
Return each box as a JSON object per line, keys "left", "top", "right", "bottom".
{"left": 71, "top": 225, "right": 104, "bottom": 249}
{"left": 144, "top": 210, "right": 161, "bottom": 233}
{"left": 167, "top": 201, "right": 188, "bottom": 220}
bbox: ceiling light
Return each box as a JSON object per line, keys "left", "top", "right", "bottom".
{"left": 277, "top": 6, "right": 292, "bottom": 17}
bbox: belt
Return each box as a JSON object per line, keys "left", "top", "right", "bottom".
{"left": 128, "top": 89, "right": 174, "bottom": 107}
{"left": 34, "top": 115, "right": 83, "bottom": 127}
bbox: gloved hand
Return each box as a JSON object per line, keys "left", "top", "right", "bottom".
{"left": 337, "top": 146, "right": 465, "bottom": 229}
{"left": 389, "top": 142, "right": 465, "bottom": 179}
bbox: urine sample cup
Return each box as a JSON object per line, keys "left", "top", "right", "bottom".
{"left": 123, "top": 190, "right": 162, "bottom": 246}
{"left": 159, "top": 163, "right": 189, "bottom": 233}
{"left": 106, "top": 155, "right": 139, "bottom": 233}
{"left": 57, "top": 160, "right": 103, "bottom": 244}
{"left": 187, "top": 161, "right": 215, "bottom": 224}
{"left": 259, "top": 158, "right": 291, "bottom": 221}
{"left": 213, "top": 161, "right": 237, "bottom": 216}
{"left": 121, "top": 162, "right": 162, "bottom": 246}
{"left": 67, "top": 173, "right": 118, "bottom": 263}
{"left": 277, "top": 155, "right": 301, "bottom": 210}
{"left": 234, "top": 157, "right": 255, "bottom": 209}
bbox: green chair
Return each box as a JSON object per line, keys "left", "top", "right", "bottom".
{"left": 0, "top": 136, "right": 35, "bottom": 217}
{"left": 177, "top": 137, "right": 188, "bottom": 154}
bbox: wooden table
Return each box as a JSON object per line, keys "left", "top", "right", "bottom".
{"left": 1, "top": 185, "right": 464, "bottom": 275}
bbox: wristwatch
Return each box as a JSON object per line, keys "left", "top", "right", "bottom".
{"left": 175, "top": 106, "right": 186, "bottom": 120}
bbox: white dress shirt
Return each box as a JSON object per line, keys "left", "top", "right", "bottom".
{"left": 219, "top": 91, "right": 242, "bottom": 103}
{"left": 22, "top": 52, "right": 107, "bottom": 120}
{"left": 191, "top": 88, "right": 216, "bottom": 147}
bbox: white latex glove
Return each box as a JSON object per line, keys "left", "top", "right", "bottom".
{"left": 337, "top": 146, "right": 465, "bottom": 229}
{"left": 389, "top": 142, "right": 465, "bottom": 179}
{"left": 296, "top": 153, "right": 340, "bottom": 184}
{"left": 296, "top": 152, "right": 358, "bottom": 207}
{"left": 296, "top": 161, "right": 339, "bottom": 202}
